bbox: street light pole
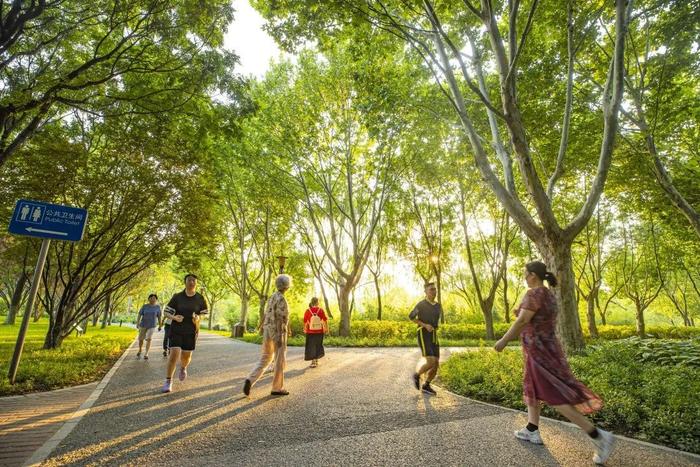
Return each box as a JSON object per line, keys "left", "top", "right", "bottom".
{"left": 277, "top": 255, "right": 287, "bottom": 274}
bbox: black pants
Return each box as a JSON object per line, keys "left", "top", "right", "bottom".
{"left": 163, "top": 324, "right": 171, "bottom": 350}
{"left": 304, "top": 333, "right": 325, "bottom": 360}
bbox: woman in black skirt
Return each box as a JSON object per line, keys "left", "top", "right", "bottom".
{"left": 303, "top": 297, "right": 328, "bottom": 368}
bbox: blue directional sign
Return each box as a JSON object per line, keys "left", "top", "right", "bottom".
{"left": 8, "top": 199, "right": 88, "bottom": 242}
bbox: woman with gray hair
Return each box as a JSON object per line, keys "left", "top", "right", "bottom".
{"left": 243, "top": 274, "right": 292, "bottom": 397}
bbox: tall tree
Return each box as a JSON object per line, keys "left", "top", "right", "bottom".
{"left": 252, "top": 0, "right": 632, "bottom": 351}
{"left": 246, "top": 50, "right": 402, "bottom": 336}
{"left": 619, "top": 219, "right": 664, "bottom": 337}
{"left": 0, "top": 0, "right": 236, "bottom": 169}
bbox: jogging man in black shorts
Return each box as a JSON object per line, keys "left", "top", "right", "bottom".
{"left": 161, "top": 274, "right": 208, "bottom": 393}
{"left": 409, "top": 282, "right": 442, "bottom": 395}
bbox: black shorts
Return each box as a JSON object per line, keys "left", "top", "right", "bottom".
{"left": 418, "top": 328, "right": 440, "bottom": 358}
{"left": 168, "top": 332, "right": 197, "bottom": 351}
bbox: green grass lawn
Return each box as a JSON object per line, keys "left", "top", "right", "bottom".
{"left": 0, "top": 319, "right": 135, "bottom": 396}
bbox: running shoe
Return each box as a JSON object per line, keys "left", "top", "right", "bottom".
{"left": 178, "top": 367, "right": 187, "bottom": 382}
{"left": 413, "top": 373, "right": 420, "bottom": 390}
{"left": 271, "top": 389, "right": 289, "bottom": 396}
{"left": 592, "top": 429, "right": 616, "bottom": 464}
{"left": 136, "top": 352, "right": 141, "bottom": 359}
{"left": 514, "top": 427, "right": 544, "bottom": 445}
{"left": 243, "top": 379, "right": 251, "bottom": 396}
{"left": 162, "top": 379, "right": 173, "bottom": 393}
{"left": 144, "top": 355, "right": 149, "bottom": 360}
{"left": 422, "top": 382, "right": 437, "bottom": 395}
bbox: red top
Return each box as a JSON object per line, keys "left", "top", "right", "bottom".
{"left": 303, "top": 306, "right": 328, "bottom": 334}
{"left": 517, "top": 287, "right": 602, "bottom": 414}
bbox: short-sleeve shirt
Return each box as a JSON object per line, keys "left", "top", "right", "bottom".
{"left": 303, "top": 306, "right": 328, "bottom": 334}
{"left": 408, "top": 300, "right": 442, "bottom": 329}
{"left": 137, "top": 304, "right": 161, "bottom": 329}
{"left": 165, "top": 290, "right": 208, "bottom": 335}
{"left": 262, "top": 291, "right": 289, "bottom": 342}
{"left": 518, "top": 286, "right": 558, "bottom": 340}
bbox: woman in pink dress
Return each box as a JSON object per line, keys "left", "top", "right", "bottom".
{"left": 494, "top": 261, "right": 615, "bottom": 465}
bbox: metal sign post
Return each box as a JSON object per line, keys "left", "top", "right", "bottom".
{"left": 6, "top": 199, "right": 88, "bottom": 384}
{"left": 8, "top": 239, "right": 51, "bottom": 383}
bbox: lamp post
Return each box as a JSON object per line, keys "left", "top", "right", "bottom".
{"left": 277, "top": 255, "right": 288, "bottom": 274}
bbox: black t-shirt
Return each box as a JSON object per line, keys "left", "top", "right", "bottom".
{"left": 408, "top": 299, "right": 442, "bottom": 329}
{"left": 165, "top": 290, "right": 208, "bottom": 335}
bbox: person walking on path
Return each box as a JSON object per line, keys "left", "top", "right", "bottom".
{"left": 243, "top": 274, "right": 292, "bottom": 397}
{"left": 160, "top": 311, "right": 172, "bottom": 357}
{"left": 303, "top": 297, "right": 328, "bottom": 368}
{"left": 410, "top": 282, "right": 442, "bottom": 396}
{"left": 161, "top": 274, "right": 208, "bottom": 393}
{"left": 136, "top": 294, "right": 161, "bottom": 360}
{"left": 494, "top": 261, "right": 615, "bottom": 465}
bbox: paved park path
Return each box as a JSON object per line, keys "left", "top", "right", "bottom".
{"left": 25, "top": 332, "right": 699, "bottom": 466}
{"left": 0, "top": 382, "right": 98, "bottom": 466}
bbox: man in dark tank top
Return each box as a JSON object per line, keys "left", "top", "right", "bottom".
{"left": 409, "top": 282, "right": 442, "bottom": 395}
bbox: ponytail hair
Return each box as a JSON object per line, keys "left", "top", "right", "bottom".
{"left": 543, "top": 271, "right": 558, "bottom": 287}
{"left": 309, "top": 297, "right": 319, "bottom": 308}
{"left": 526, "top": 261, "right": 558, "bottom": 287}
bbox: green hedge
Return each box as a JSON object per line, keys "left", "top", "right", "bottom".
{"left": 590, "top": 324, "right": 700, "bottom": 340}
{"left": 285, "top": 319, "right": 700, "bottom": 342}
{"left": 237, "top": 333, "right": 512, "bottom": 348}
{"left": 439, "top": 339, "right": 700, "bottom": 454}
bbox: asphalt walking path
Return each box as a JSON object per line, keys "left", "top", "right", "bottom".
{"left": 34, "top": 332, "right": 698, "bottom": 466}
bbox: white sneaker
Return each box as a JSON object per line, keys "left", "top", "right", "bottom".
{"left": 514, "top": 427, "right": 544, "bottom": 445}
{"left": 592, "top": 429, "right": 616, "bottom": 464}
{"left": 161, "top": 379, "right": 173, "bottom": 393}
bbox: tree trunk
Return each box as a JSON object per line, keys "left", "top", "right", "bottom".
{"left": 240, "top": 295, "right": 249, "bottom": 330}
{"left": 373, "top": 273, "right": 382, "bottom": 320}
{"left": 502, "top": 273, "right": 511, "bottom": 324}
{"left": 257, "top": 296, "right": 267, "bottom": 335}
{"left": 33, "top": 305, "right": 42, "bottom": 322}
{"left": 586, "top": 291, "right": 599, "bottom": 338}
{"left": 635, "top": 302, "right": 646, "bottom": 337}
{"left": 92, "top": 308, "right": 100, "bottom": 326}
{"left": 101, "top": 293, "right": 111, "bottom": 329}
{"left": 482, "top": 300, "right": 495, "bottom": 340}
{"left": 338, "top": 286, "right": 351, "bottom": 337}
{"left": 44, "top": 309, "right": 65, "bottom": 349}
{"left": 436, "top": 270, "right": 444, "bottom": 323}
{"left": 5, "top": 273, "right": 28, "bottom": 325}
{"left": 541, "top": 241, "right": 585, "bottom": 352}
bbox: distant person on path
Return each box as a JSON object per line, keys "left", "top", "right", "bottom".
{"left": 136, "top": 294, "right": 161, "bottom": 360}
{"left": 410, "top": 282, "right": 442, "bottom": 396}
{"left": 243, "top": 274, "right": 292, "bottom": 397}
{"left": 494, "top": 261, "right": 614, "bottom": 464}
{"left": 160, "top": 311, "right": 172, "bottom": 358}
{"left": 161, "top": 274, "right": 208, "bottom": 393}
{"left": 303, "top": 297, "right": 328, "bottom": 368}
